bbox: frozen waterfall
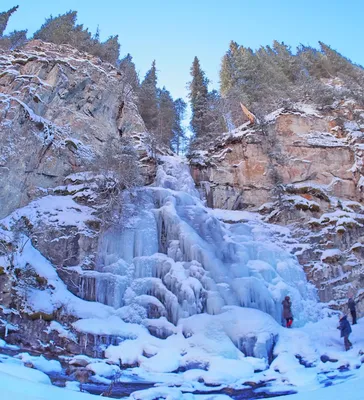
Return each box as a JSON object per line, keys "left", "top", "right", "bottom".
{"left": 94, "top": 156, "right": 318, "bottom": 328}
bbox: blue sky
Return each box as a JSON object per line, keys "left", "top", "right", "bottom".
{"left": 2, "top": 0, "right": 364, "bottom": 104}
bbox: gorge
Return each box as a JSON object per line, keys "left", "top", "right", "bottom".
{"left": 0, "top": 40, "right": 364, "bottom": 399}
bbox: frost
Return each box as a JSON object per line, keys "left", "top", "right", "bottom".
{"left": 1, "top": 195, "right": 98, "bottom": 235}
{"left": 306, "top": 132, "right": 347, "bottom": 148}
{"left": 45, "top": 321, "right": 77, "bottom": 342}
{"left": 321, "top": 249, "right": 342, "bottom": 262}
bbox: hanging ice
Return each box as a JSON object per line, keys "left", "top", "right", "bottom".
{"left": 93, "top": 155, "right": 318, "bottom": 328}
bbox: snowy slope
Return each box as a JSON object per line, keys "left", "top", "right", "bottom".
{"left": 1, "top": 154, "right": 363, "bottom": 399}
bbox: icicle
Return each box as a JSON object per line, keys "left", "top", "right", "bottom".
{"left": 92, "top": 155, "right": 317, "bottom": 330}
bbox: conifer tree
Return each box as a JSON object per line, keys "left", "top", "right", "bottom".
{"left": 139, "top": 61, "right": 159, "bottom": 132}
{"left": 272, "top": 40, "right": 298, "bottom": 82}
{"left": 33, "top": 11, "right": 81, "bottom": 46}
{"left": 0, "top": 5, "right": 18, "bottom": 36}
{"left": 189, "top": 56, "right": 210, "bottom": 137}
{"left": 220, "top": 41, "right": 239, "bottom": 96}
{"left": 0, "top": 29, "right": 27, "bottom": 50}
{"left": 33, "top": 11, "right": 120, "bottom": 63}
{"left": 296, "top": 45, "right": 330, "bottom": 79}
{"left": 0, "top": 6, "right": 28, "bottom": 50}
{"left": 119, "top": 54, "right": 139, "bottom": 91}
{"left": 205, "top": 90, "right": 227, "bottom": 133}
{"left": 171, "top": 98, "right": 187, "bottom": 154}
{"left": 319, "top": 41, "right": 363, "bottom": 82}
{"left": 157, "top": 87, "right": 175, "bottom": 145}
{"left": 100, "top": 35, "right": 120, "bottom": 64}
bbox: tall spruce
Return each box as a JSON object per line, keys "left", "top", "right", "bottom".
{"left": 101, "top": 35, "right": 120, "bottom": 64}
{"left": 171, "top": 98, "right": 187, "bottom": 154}
{"left": 218, "top": 40, "right": 364, "bottom": 118}
{"left": 220, "top": 41, "right": 239, "bottom": 97}
{"left": 0, "top": 5, "right": 18, "bottom": 36}
{"left": 33, "top": 11, "right": 120, "bottom": 63}
{"left": 189, "top": 56, "right": 209, "bottom": 138}
{"left": 33, "top": 11, "right": 83, "bottom": 46}
{"left": 157, "top": 87, "right": 175, "bottom": 145}
{"left": 205, "top": 90, "right": 227, "bottom": 133}
{"left": 139, "top": 61, "right": 159, "bottom": 132}
{"left": 119, "top": 54, "right": 139, "bottom": 91}
{"left": 0, "top": 6, "right": 28, "bottom": 50}
{"left": 0, "top": 29, "right": 27, "bottom": 50}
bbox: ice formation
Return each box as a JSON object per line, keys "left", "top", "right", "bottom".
{"left": 88, "top": 155, "right": 318, "bottom": 332}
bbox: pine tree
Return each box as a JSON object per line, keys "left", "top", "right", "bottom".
{"left": 33, "top": 11, "right": 79, "bottom": 45}
{"left": 119, "top": 54, "right": 139, "bottom": 91}
{"left": 296, "top": 45, "right": 331, "bottom": 79}
{"left": 220, "top": 41, "right": 239, "bottom": 96}
{"left": 319, "top": 42, "right": 364, "bottom": 83}
{"left": 272, "top": 40, "right": 299, "bottom": 82}
{"left": 189, "top": 56, "right": 209, "bottom": 138}
{"left": 171, "top": 98, "right": 187, "bottom": 154}
{"left": 0, "top": 29, "right": 27, "bottom": 50}
{"left": 100, "top": 35, "right": 120, "bottom": 64}
{"left": 0, "top": 5, "right": 18, "bottom": 36}
{"left": 157, "top": 87, "right": 175, "bottom": 145}
{"left": 139, "top": 61, "right": 159, "bottom": 132}
{"left": 205, "top": 90, "right": 227, "bottom": 133}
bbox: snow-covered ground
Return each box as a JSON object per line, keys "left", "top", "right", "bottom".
{"left": 0, "top": 317, "right": 363, "bottom": 399}
{"left": 1, "top": 155, "right": 363, "bottom": 399}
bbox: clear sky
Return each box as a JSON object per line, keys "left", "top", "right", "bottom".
{"left": 2, "top": 0, "right": 364, "bottom": 104}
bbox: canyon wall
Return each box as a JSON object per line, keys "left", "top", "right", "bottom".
{"left": 190, "top": 103, "right": 364, "bottom": 310}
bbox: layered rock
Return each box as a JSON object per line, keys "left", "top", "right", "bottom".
{"left": 190, "top": 102, "right": 364, "bottom": 312}
{"left": 0, "top": 41, "right": 156, "bottom": 351}
{"left": 0, "top": 40, "right": 154, "bottom": 220}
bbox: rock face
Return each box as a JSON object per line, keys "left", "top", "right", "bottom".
{"left": 190, "top": 104, "right": 363, "bottom": 210}
{"left": 0, "top": 40, "right": 154, "bottom": 220}
{"left": 0, "top": 41, "right": 156, "bottom": 351}
{"left": 0, "top": 41, "right": 363, "bottom": 363}
{"left": 190, "top": 103, "right": 364, "bottom": 312}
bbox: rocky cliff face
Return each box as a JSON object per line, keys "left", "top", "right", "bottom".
{"left": 0, "top": 41, "right": 156, "bottom": 350}
{"left": 0, "top": 40, "right": 154, "bottom": 219}
{"left": 0, "top": 41, "right": 362, "bottom": 362}
{"left": 190, "top": 102, "right": 364, "bottom": 313}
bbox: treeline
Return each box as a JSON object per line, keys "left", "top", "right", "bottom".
{"left": 188, "top": 41, "right": 364, "bottom": 141}
{"left": 0, "top": 6, "right": 187, "bottom": 153}
{"left": 0, "top": 6, "right": 27, "bottom": 49}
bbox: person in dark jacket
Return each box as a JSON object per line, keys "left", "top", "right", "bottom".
{"left": 337, "top": 314, "right": 352, "bottom": 351}
{"left": 348, "top": 296, "right": 357, "bottom": 325}
{"left": 282, "top": 296, "right": 293, "bottom": 328}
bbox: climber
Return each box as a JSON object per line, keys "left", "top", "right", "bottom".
{"left": 337, "top": 314, "right": 352, "bottom": 351}
{"left": 348, "top": 296, "right": 357, "bottom": 325}
{"left": 282, "top": 295, "right": 293, "bottom": 328}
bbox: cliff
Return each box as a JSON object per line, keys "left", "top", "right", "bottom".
{"left": 190, "top": 101, "right": 364, "bottom": 311}
{"left": 0, "top": 40, "right": 156, "bottom": 351}
{"left": 0, "top": 40, "right": 154, "bottom": 219}
{"left": 0, "top": 41, "right": 364, "bottom": 396}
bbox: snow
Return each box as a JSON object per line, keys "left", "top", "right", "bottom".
{"left": 86, "top": 362, "right": 120, "bottom": 378}
{"left": 0, "top": 317, "right": 364, "bottom": 399}
{"left": 307, "top": 131, "right": 347, "bottom": 147}
{"left": 3, "top": 153, "right": 364, "bottom": 399}
{"left": 209, "top": 209, "right": 262, "bottom": 222}
{"left": 0, "top": 361, "right": 51, "bottom": 385}
{"left": 46, "top": 321, "right": 77, "bottom": 342}
{"left": 265, "top": 103, "right": 321, "bottom": 122}
{"left": 1, "top": 195, "right": 98, "bottom": 235}
{"left": 0, "top": 368, "right": 99, "bottom": 400}
{"left": 130, "top": 387, "right": 192, "bottom": 400}
{"left": 72, "top": 316, "right": 147, "bottom": 337}
{"left": 8, "top": 238, "right": 115, "bottom": 320}
{"left": 16, "top": 352, "right": 62, "bottom": 374}
{"left": 321, "top": 249, "right": 342, "bottom": 262}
